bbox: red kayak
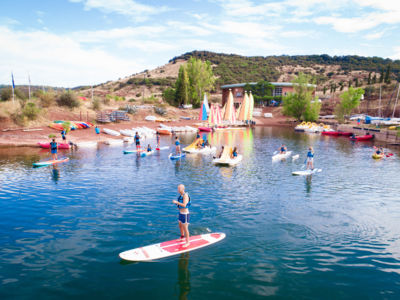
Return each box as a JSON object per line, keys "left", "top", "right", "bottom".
{"left": 322, "top": 131, "right": 340, "bottom": 136}
{"left": 349, "top": 134, "right": 374, "bottom": 141}
{"left": 198, "top": 127, "right": 212, "bottom": 132}
{"left": 38, "top": 142, "right": 70, "bottom": 149}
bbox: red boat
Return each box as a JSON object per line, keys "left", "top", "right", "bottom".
{"left": 38, "top": 142, "right": 70, "bottom": 149}
{"left": 322, "top": 131, "right": 340, "bottom": 136}
{"left": 198, "top": 127, "right": 212, "bottom": 132}
{"left": 349, "top": 134, "right": 374, "bottom": 141}
{"left": 338, "top": 132, "right": 353, "bottom": 136}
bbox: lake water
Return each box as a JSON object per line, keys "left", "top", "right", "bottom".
{"left": 1, "top": 127, "right": 400, "bottom": 299}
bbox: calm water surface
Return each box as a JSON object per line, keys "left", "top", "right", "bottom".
{"left": 1, "top": 127, "right": 400, "bottom": 299}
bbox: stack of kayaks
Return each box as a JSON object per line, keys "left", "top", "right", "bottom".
{"left": 49, "top": 121, "right": 93, "bottom": 131}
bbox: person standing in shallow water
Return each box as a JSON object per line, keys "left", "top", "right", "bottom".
{"left": 172, "top": 184, "right": 191, "bottom": 248}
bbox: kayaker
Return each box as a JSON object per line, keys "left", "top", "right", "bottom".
{"left": 279, "top": 144, "right": 287, "bottom": 154}
{"left": 156, "top": 131, "right": 160, "bottom": 148}
{"left": 231, "top": 147, "right": 238, "bottom": 159}
{"left": 196, "top": 132, "right": 200, "bottom": 139}
{"left": 147, "top": 144, "right": 152, "bottom": 152}
{"left": 204, "top": 140, "right": 210, "bottom": 148}
{"left": 175, "top": 136, "right": 181, "bottom": 155}
{"left": 306, "top": 146, "right": 314, "bottom": 170}
{"left": 95, "top": 125, "right": 100, "bottom": 135}
{"left": 374, "top": 147, "right": 384, "bottom": 156}
{"left": 172, "top": 184, "right": 191, "bottom": 247}
{"left": 50, "top": 138, "right": 58, "bottom": 160}
{"left": 134, "top": 132, "right": 141, "bottom": 150}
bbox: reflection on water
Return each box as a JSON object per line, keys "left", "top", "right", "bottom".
{"left": 176, "top": 253, "right": 190, "bottom": 300}
{"left": 0, "top": 127, "right": 400, "bottom": 299}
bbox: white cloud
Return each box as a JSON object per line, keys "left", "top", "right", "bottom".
{"left": 0, "top": 26, "right": 145, "bottom": 87}
{"left": 391, "top": 46, "right": 400, "bottom": 60}
{"left": 364, "top": 30, "right": 385, "bottom": 40}
{"left": 69, "top": 0, "right": 169, "bottom": 22}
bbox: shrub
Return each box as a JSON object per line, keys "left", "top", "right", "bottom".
{"left": 48, "top": 134, "right": 56, "bottom": 138}
{"left": 143, "top": 95, "right": 158, "bottom": 104}
{"left": 57, "top": 91, "right": 80, "bottom": 108}
{"left": 162, "top": 87, "right": 176, "bottom": 105}
{"left": 92, "top": 97, "right": 101, "bottom": 110}
{"left": 136, "top": 93, "right": 141, "bottom": 97}
{"left": 14, "top": 88, "right": 27, "bottom": 100}
{"left": 1, "top": 87, "right": 12, "bottom": 101}
{"left": 38, "top": 92, "right": 55, "bottom": 107}
{"left": 22, "top": 102, "right": 40, "bottom": 120}
{"left": 154, "top": 106, "right": 166, "bottom": 115}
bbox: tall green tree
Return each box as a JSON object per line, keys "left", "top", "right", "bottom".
{"left": 384, "top": 65, "right": 391, "bottom": 83}
{"left": 335, "top": 87, "right": 364, "bottom": 123}
{"left": 282, "top": 73, "right": 320, "bottom": 121}
{"left": 244, "top": 81, "right": 274, "bottom": 105}
{"left": 367, "top": 72, "right": 372, "bottom": 85}
{"left": 175, "top": 65, "right": 189, "bottom": 105}
{"left": 185, "top": 57, "right": 215, "bottom": 107}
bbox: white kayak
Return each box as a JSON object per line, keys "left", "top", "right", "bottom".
{"left": 141, "top": 150, "right": 154, "bottom": 157}
{"left": 185, "top": 146, "right": 216, "bottom": 155}
{"left": 272, "top": 151, "right": 292, "bottom": 161}
{"left": 292, "top": 154, "right": 299, "bottom": 161}
{"left": 119, "top": 232, "right": 226, "bottom": 262}
{"left": 103, "top": 128, "right": 120, "bottom": 136}
{"left": 292, "top": 168, "right": 322, "bottom": 176}
{"left": 75, "top": 141, "right": 98, "bottom": 148}
{"left": 213, "top": 154, "right": 243, "bottom": 166}
{"left": 104, "top": 139, "right": 124, "bottom": 146}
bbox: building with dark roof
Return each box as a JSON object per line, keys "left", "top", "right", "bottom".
{"left": 221, "top": 82, "right": 316, "bottom": 106}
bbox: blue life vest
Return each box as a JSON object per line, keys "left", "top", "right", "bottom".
{"left": 177, "top": 193, "right": 191, "bottom": 209}
{"left": 307, "top": 150, "right": 314, "bottom": 158}
{"left": 376, "top": 150, "right": 381, "bottom": 155}
{"left": 95, "top": 127, "right": 100, "bottom": 134}
{"left": 281, "top": 147, "right": 285, "bottom": 152}
{"left": 135, "top": 135, "right": 140, "bottom": 142}
{"left": 50, "top": 142, "right": 57, "bottom": 150}
{"left": 147, "top": 147, "right": 152, "bottom": 152}
{"left": 175, "top": 140, "right": 180, "bottom": 146}
{"left": 232, "top": 151, "right": 238, "bottom": 157}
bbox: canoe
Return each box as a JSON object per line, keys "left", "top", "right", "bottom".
{"left": 292, "top": 168, "right": 322, "bottom": 176}
{"left": 349, "top": 134, "right": 374, "bottom": 141}
{"left": 38, "top": 142, "right": 70, "bottom": 149}
{"left": 169, "top": 153, "right": 186, "bottom": 160}
{"left": 372, "top": 153, "right": 384, "bottom": 159}
{"left": 198, "top": 127, "right": 212, "bottom": 132}
{"left": 157, "top": 129, "right": 172, "bottom": 135}
{"left": 103, "top": 128, "right": 121, "bottom": 136}
{"left": 33, "top": 157, "right": 69, "bottom": 167}
{"left": 272, "top": 151, "right": 292, "bottom": 161}
{"left": 213, "top": 154, "right": 243, "bottom": 166}
{"left": 322, "top": 131, "right": 340, "bottom": 136}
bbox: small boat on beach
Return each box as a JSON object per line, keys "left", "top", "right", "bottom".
{"left": 349, "top": 134, "right": 374, "bottom": 141}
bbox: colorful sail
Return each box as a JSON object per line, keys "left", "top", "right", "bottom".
{"left": 203, "top": 94, "right": 210, "bottom": 115}
{"left": 247, "top": 91, "right": 254, "bottom": 121}
{"left": 223, "top": 89, "right": 236, "bottom": 124}
{"left": 199, "top": 100, "right": 208, "bottom": 121}
{"left": 238, "top": 91, "right": 249, "bottom": 121}
{"left": 208, "top": 104, "right": 215, "bottom": 125}
{"left": 215, "top": 105, "right": 222, "bottom": 125}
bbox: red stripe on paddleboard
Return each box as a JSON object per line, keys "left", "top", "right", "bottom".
{"left": 162, "top": 239, "right": 209, "bottom": 253}
{"left": 140, "top": 247, "right": 149, "bottom": 258}
{"left": 160, "top": 235, "right": 202, "bottom": 247}
{"left": 210, "top": 233, "right": 221, "bottom": 239}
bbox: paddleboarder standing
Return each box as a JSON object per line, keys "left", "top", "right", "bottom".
{"left": 172, "top": 184, "right": 191, "bottom": 247}
{"left": 50, "top": 138, "right": 58, "bottom": 160}
{"left": 134, "top": 132, "right": 141, "bottom": 151}
{"left": 306, "top": 146, "right": 314, "bottom": 170}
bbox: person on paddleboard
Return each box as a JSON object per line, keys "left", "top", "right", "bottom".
{"left": 147, "top": 144, "right": 152, "bottom": 152}
{"left": 217, "top": 146, "right": 224, "bottom": 158}
{"left": 306, "top": 146, "right": 314, "bottom": 170}
{"left": 279, "top": 144, "right": 287, "bottom": 154}
{"left": 175, "top": 136, "right": 181, "bottom": 155}
{"left": 172, "top": 184, "right": 191, "bottom": 247}
{"left": 50, "top": 138, "right": 58, "bottom": 160}
{"left": 156, "top": 131, "right": 160, "bottom": 148}
{"left": 134, "top": 132, "right": 140, "bottom": 150}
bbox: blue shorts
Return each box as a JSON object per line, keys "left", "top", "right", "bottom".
{"left": 178, "top": 213, "right": 190, "bottom": 224}
{"left": 51, "top": 149, "right": 57, "bottom": 154}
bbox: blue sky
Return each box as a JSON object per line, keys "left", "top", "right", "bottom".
{"left": 1, "top": 0, "right": 400, "bottom": 87}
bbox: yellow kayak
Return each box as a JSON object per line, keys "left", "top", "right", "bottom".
{"left": 372, "top": 153, "right": 384, "bottom": 159}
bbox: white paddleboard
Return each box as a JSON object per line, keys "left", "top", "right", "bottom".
{"left": 119, "top": 232, "right": 226, "bottom": 261}
{"left": 292, "top": 168, "right": 322, "bottom": 176}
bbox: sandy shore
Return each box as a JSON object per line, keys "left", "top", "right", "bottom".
{"left": 0, "top": 116, "right": 292, "bottom": 148}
